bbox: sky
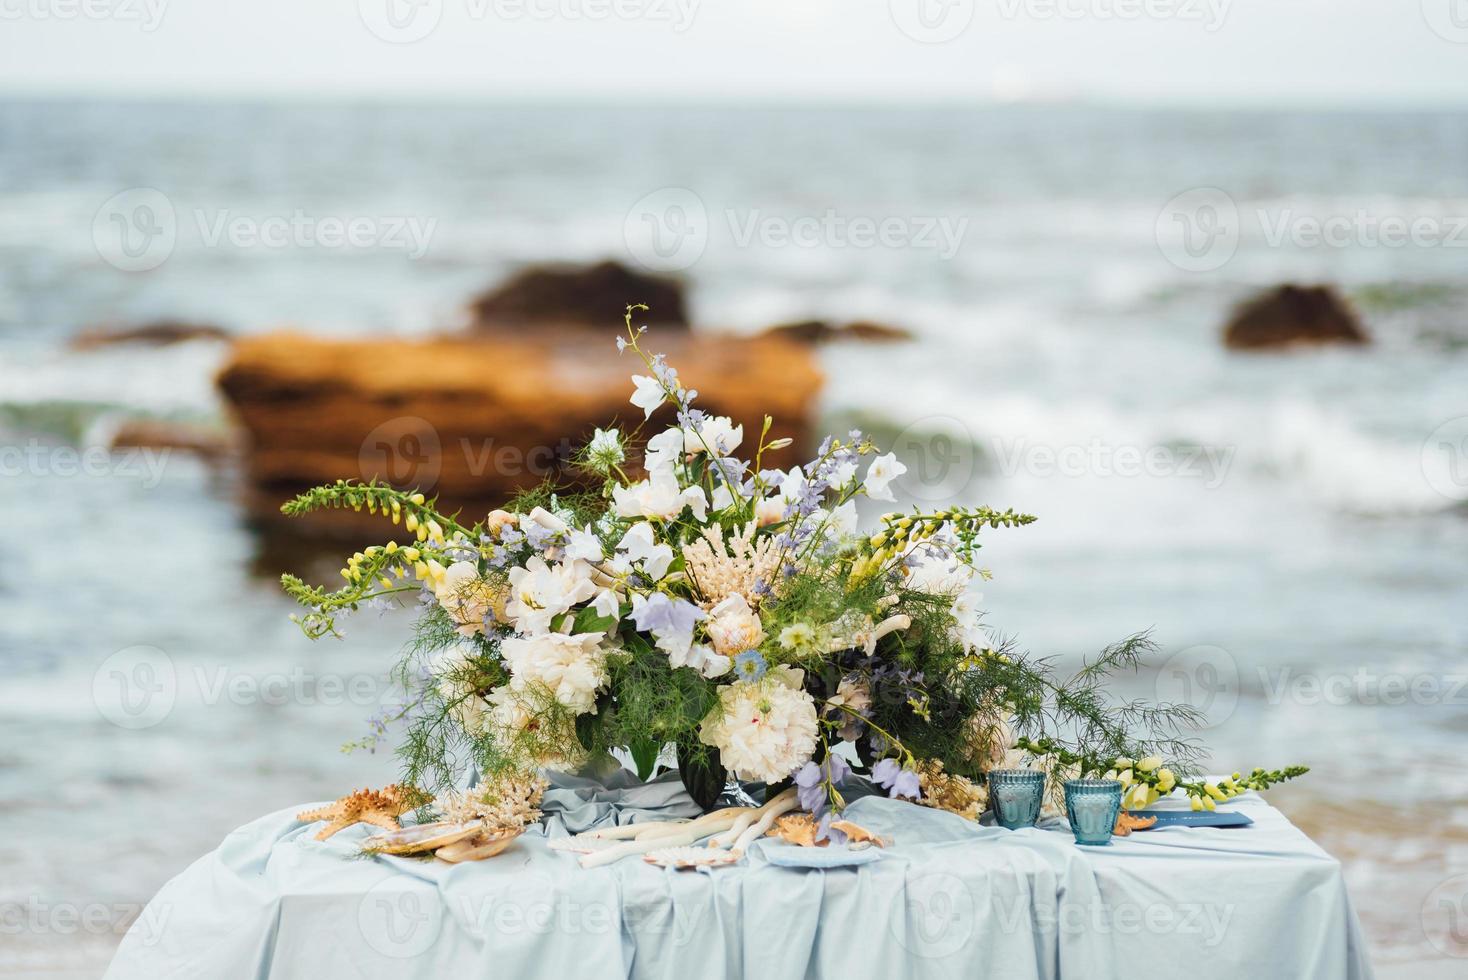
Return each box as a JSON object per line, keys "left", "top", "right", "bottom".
{"left": 1, "top": 0, "right": 1466, "bottom": 106}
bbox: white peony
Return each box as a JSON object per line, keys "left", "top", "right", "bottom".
{"left": 612, "top": 465, "right": 709, "bottom": 522}
{"left": 699, "top": 666, "right": 818, "bottom": 783}
{"left": 435, "top": 643, "right": 489, "bottom": 733}
{"left": 499, "top": 631, "right": 609, "bottom": 715}
{"left": 613, "top": 521, "right": 675, "bottom": 581}
{"left": 505, "top": 556, "right": 598, "bottom": 635}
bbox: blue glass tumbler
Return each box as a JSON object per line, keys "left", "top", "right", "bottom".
{"left": 987, "top": 769, "right": 1046, "bottom": 829}
{"left": 1063, "top": 779, "right": 1123, "bottom": 846}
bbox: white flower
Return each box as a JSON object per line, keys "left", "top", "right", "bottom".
{"left": 484, "top": 685, "right": 583, "bottom": 770}
{"left": 754, "top": 496, "right": 786, "bottom": 528}
{"left": 703, "top": 593, "right": 765, "bottom": 657}
{"left": 644, "top": 427, "right": 685, "bottom": 471}
{"left": 826, "top": 500, "right": 859, "bottom": 540}
{"left": 683, "top": 643, "right": 731, "bottom": 679}
{"left": 432, "top": 561, "right": 502, "bottom": 636}
{"left": 565, "top": 525, "right": 603, "bottom": 563}
{"left": 699, "top": 666, "right": 818, "bottom": 784}
{"left": 505, "top": 556, "right": 597, "bottom": 635}
{"left": 905, "top": 548, "right": 973, "bottom": 597}
{"left": 614, "top": 521, "right": 674, "bottom": 581}
{"left": 588, "top": 428, "right": 624, "bottom": 465}
{"left": 829, "top": 459, "right": 859, "bottom": 490}
{"left": 863, "top": 453, "right": 907, "bottom": 502}
{"left": 630, "top": 374, "right": 665, "bottom": 418}
{"left": 500, "top": 631, "right": 609, "bottom": 715}
{"left": 683, "top": 416, "right": 743, "bottom": 457}
{"left": 612, "top": 465, "right": 709, "bottom": 522}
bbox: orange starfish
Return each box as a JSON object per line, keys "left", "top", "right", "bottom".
{"left": 296, "top": 785, "right": 427, "bottom": 841}
{"left": 1113, "top": 812, "right": 1158, "bottom": 837}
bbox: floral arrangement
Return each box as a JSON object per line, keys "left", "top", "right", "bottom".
{"left": 281, "top": 307, "right": 1304, "bottom": 831}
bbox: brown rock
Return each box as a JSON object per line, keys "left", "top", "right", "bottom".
{"left": 761, "top": 319, "right": 912, "bottom": 345}
{"left": 70, "top": 320, "right": 230, "bottom": 351}
{"left": 469, "top": 260, "right": 688, "bottom": 332}
{"left": 1222, "top": 285, "right": 1369, "bottom": 350}
{"left": 217, "top": 331, "right": 820, "bottom": 528}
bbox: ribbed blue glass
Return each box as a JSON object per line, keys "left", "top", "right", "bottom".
{"left": 986, "top": 769, "right": 1046, "bottom": 829}
{"left": 1063, "top": 779, "right": 1123, "bottom": 846}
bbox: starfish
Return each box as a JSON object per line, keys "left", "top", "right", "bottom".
{"left": 296, "top": 784, "right": 428, "bottom": 841}
{"left": 1113, "top": 812, "right": 1158, "bottom": 837}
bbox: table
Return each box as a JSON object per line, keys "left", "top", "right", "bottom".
{"left": 103, "top": 773, "right": 1374, "bottom": 979}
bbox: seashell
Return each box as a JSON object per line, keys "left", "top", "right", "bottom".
{"left": 436, "top": 827, "right": 525, "bottom": 863}
{"left": 829, "top": 820, "right": 889, "bottom": 849}
{"left": 547, "top": 834, "right": 623, "bottom": 854}
{"left": 363, "top": 820, "right": 484, "bottom": 855}
{"left": 767, "top": 813, "right": 827, "bottom": 848}
{"left": 643, "top": 845, "right": 740, "bottom": 869}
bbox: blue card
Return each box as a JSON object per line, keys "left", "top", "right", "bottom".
{"left": 1128, "top": 810, "right": 1254, "bottom": 829}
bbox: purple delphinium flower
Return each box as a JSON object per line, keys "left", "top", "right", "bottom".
{"left": 521, "top": 521, "right": 561, "bottom": 553}
{"left": 794, "top": 755, "right": 853, "bottom": 818}
{"left": 871, "top": 758, "right": 922, "bottom": 801}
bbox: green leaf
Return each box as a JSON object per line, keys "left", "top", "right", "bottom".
{"left": 629, "top": 738, "right": 662, "bottom": 781}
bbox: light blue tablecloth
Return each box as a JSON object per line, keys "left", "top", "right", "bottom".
{"left": 104, "top": 774, "right": 1373, "bottom": 979}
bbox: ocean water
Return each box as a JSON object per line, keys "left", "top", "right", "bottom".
{"left": 1, "top": 100, "right": 1466, "bottom": 971}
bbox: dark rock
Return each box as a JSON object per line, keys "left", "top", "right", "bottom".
{"left": 1223, "top": 285, "right": 1369, "bottom": 350}
{"left": 70, "top": 320, "right": 230, "bottom": 351}
{"left": 761, "top": 319, "right": 912, "bottom": 345}
{"left": 469, "top": 260, "right": 689, "bottom": 331}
